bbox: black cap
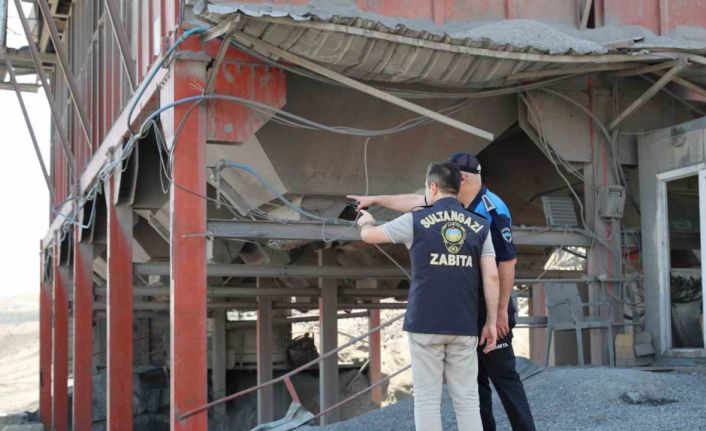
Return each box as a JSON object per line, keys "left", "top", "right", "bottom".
{"left": 448, "top": 152, "right": 481, "bottom": 174}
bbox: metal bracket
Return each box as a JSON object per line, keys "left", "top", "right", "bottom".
{"left": 609, "top": 57, "right": 689, "bottom": 130}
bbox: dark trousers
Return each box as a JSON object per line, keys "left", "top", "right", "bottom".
{"left": 477, "top": 333, "right": 536, "bottom": 431}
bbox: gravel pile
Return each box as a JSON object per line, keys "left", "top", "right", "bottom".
{"left": 300, "top": 367, "right": 706, "bottom": 431}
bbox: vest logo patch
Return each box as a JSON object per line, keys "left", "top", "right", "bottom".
{"left": 501, "top": 227, "right": 513, "bottom": 243}
{"left": 441, "top": 221, "right": 466, "bottom": 254}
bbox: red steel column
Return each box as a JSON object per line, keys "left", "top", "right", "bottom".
{"left": 256, "top": 278, "right": 274, "bottom": 424}
{"left": 73, "top": 223, "right": 94, "bottom": 430}
{"left": 52, "top": 239, "right": 69, "bottom": 431}
{"left": 163, "top": 42, "right": 208, "bottom": 431}
{"left": 318, "top": 250, "right": 339, "bottom": 425}
{"left": 368, "top": 308, "right": 382, "bottom": 406}
{"left": 39, "top": 244, "right": 52, "bottom": 429}
{"left": 105, "top": 169, "right": 134, "bottom": 431}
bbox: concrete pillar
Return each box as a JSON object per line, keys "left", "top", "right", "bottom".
{"left": 318, "top": 250, "right": 339, "bottom": 425}
{"left": 256, "top": 278, "right": 274, "bottom": 424}
{"left": 212, "top": 310, "right": 228, "bottom": 430}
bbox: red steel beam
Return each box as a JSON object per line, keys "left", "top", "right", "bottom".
{"left": 39, "top": 245, "right": 52, "bottom": 429}
{"left": 104, "top": 0, "right": 137, "bottom": 91}
{"left": 105, "top": 171, "right": 134, "bottom": 431}
{"left": 256, "top": 278, "right": 274, "bottom": 424}
{"left": 165, "top": 39, "right": 209, "bottom": 431}
{"left": 52, "top": 241, "right": 69, "bottom": 431}
{"left": 368, "top": 308, "right": 382, "bottom": 406}
{"left": 318, "top": 250, "right": 339, "bottom": 425}
{"left": 72, "top": 225, "right": 94, "bottom": 431}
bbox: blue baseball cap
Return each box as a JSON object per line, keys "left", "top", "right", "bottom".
{"left": 448, "top": 152, "right": 481, "bottom": 174}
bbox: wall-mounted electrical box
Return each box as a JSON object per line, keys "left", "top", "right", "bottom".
{"left": 598, "top": 185, "right": 625, "bottom": 218}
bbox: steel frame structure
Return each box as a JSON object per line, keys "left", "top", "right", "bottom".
{"left": 9, "top": 0, "right": 706, "bottom": 430}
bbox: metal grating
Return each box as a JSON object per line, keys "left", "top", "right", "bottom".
{"left": 542, "top": 196, "right": 578, "bottom": 227}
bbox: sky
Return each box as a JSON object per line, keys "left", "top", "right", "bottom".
{"left": 0, "top": 2, "right": 51, "bottom": 298}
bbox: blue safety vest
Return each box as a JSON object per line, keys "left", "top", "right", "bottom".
{"left": 404, "top": 197, "right": 491, "bottom": 336}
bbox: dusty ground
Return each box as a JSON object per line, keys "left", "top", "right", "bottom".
{"left": 0, "top": 295, "right": 39, "bottom": 415}
{"left": 0, "top": 321, "right": 39, "bottom": 414}
{"left": 300, "top": 367, "right": 706, "bottom": 431}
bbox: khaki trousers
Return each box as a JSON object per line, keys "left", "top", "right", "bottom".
{"left": 408, "top": 332, "right": 482, "bottom": 431}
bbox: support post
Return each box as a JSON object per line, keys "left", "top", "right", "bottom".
{"left": 368, "top": 307, "right": 382, "bottom": 406}
{"left": 105, "top": 168, "right": 134, "bottom": 430}
{"left": 104, "top": 0, "right": 137, "bottom": 91}
{"left": 39, "top": 245, "right": 52, "bottom": 430}
{"left": 357, "top": 279, "right": 382, "bottom": 405}
{"left": 212, "top": 310, "right": 228, "bottom": 431}
{"left": 163, "top": 44, "right": 208, "bottom": 431}
{"left": 52, "top": 239, "right": 69, "bottom": 431}
{"left": 580, "top": 0, "right": 593, "bottom": 30}
{"left": 318, "top": 250, "right": 339, "bottom": 425}
{"left": 529, "top": 284, "right": 550, "bottom": 365}
{"left": 256, "top": 278, "right": 274, "bottom": 424}
{"left": 73, "top": 225, "right": 94, "bottom": 431}
{"left": 585, "top": 81, "right": 623, "bottom": 365}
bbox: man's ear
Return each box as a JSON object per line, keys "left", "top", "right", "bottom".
{"left": 429, "top": 182, "right": 437, "bottom": 196}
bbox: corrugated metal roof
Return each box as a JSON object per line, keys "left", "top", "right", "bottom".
{"left": 194, "top": 1, "right": 704, "bottom": 89}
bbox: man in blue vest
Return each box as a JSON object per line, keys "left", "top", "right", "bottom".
{"left": 349, "top": 153, "right": 536, "bottom": 431}
{"left": 356, "top": 161, "right": 499, "bottom": 431}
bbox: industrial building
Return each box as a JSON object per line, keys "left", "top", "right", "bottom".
{"left": 3, "top": 0, "right": 706, "bottom": 430}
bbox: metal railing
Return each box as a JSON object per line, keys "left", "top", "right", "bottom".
{"left": 177, "top": 311, "right": 411, "bottom": 426}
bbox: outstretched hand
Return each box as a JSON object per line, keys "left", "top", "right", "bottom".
{"left": 347, "top": 195, "right": 376, "bottom": 211}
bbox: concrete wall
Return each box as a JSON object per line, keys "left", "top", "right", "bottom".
{"left": 638, "top": 116, "right": 706, "bottom": 354}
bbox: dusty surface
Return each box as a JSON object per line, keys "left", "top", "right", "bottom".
{"left": 0, "top": 296, "right": 39, "bottom": 415}
{"left": 0, "top": 321, "right": 39, "bottom": 414}
{"left": 300, "top": 367, "right": 706, "bottom": 431}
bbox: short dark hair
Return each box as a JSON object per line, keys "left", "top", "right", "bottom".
{"left": 426, "top": 162, "right": 461, "bottom": 195}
